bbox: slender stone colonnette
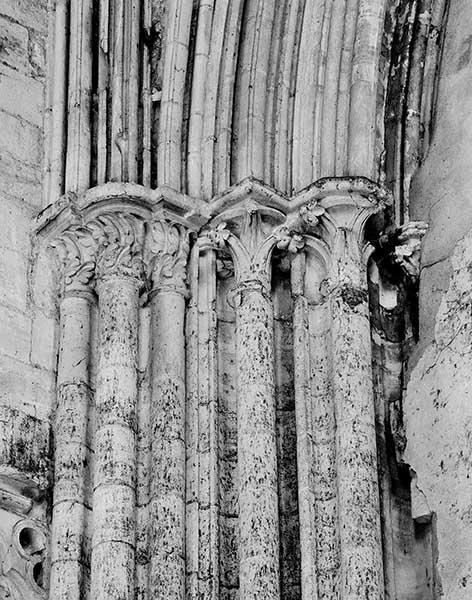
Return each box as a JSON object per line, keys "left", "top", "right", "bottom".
{"left": 40, "top": 177, "right": 392, "bottom": 600}
{"left": 49, "top": 226, "right": 96, "bottom": 600}
{"left": 204, "top": 203, "right": 304, "bottom": 600}
{"left": 43, "top": 186, "right": 202, "bottom": 600}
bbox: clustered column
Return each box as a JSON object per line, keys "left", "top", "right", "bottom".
{"left": 300, "top": 187, "right": 386, "bottom": 599}
{"left": 46, "top": 178, "right": 391, "bottom": 600}
{"left": 47, "top": 208, "right": 195, "bottom": 600}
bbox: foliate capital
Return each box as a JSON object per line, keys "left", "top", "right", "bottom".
{"left": 87, "top": 213, "right": 145, "bottom": 283}
{"left": 144, "top": 219, "right": 191, "bottom": 295}
{"left": 204, "top": 207, "right": 306, "bottom": 306}
{"left": 50, "top": 226, "right": 97, "bottom": 296}
{"left": 294, "top": 178, "right": 392, "bottom": 253}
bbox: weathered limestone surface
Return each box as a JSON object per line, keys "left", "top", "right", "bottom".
{"left": 404, "top": 2, "right": 472, "bottom": 597}
{"left": 0, "top": 0, "right": 52, "bottom": 417}
{"left": 209, "top": 210, "right": 283, "bottom": 600}
{"left": 90, "top": 215, "right": 144, "bottom": 600}
{"left": 409, "top": 0, "right": 472, "bottom": 352}
{"left": 0, "top": 6, "right": 53, "bottom": 590}
{"left": 147, "top": 220, "right": 189, "bottom": 599}
{"left": 0, "top": 1, "right": 466, "bottom": 599}
{"left": 405, "top": 230, "right": 472, "bottom": 598}
{"left": 49, "top": 228, "right": 95, "bottom": 600}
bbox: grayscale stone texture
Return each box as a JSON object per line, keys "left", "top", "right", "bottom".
{"left": 0, "top": 1, "right": 468, "bottom": 599}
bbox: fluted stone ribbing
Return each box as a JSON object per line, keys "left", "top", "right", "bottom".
{"left": 185, "top": 242, "right": 200, "bottom": 598}
{"left": 196, "top": 248, "right": 219, "bottom": 600}
{"left": 291, "top": 253, "right": 319, "bottom": 600}
{"left": 185, "top": 242, "right": 220, "bottom": 600}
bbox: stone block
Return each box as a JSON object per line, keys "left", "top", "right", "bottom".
{"left": 0, "top": 15, "right": 29, "bottom": 74}
{"left": 0, "top": 154, "right": 41, "bottom": 206}
{"left": 0, "top": 65, "right": 44, "bottom": 125}
{"left": 0, "top": 403, "right": 51, "bottom": 489}
{"left": 0, "top": 197, "right": 33, "bottom": 254}
{"left": 30, "top": 310, "right": 58, "bottom": 371}
{"left": 0, "top": 109, "right": 42, "bottom": 166}
{"left": 0, "top": 304, "right": 30, "bottom": 362}
{"left": 0, "top": 249, "right": 28, "bottom": 312}
{"left": 0, "top": 354, "right": 54, "bottom": 417}
{"left": 0, "top": 0, "right": 48, "bottom": 32}
{"left": 31, "top": 248, "right": 58, "bottom": 312}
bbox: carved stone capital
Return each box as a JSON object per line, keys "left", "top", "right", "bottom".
{"left": 376, "top": 221, "right": 428, "bottom": 282}
{"left": 205, "top": 204, "right": 305, "bottom": 306}
{"left": 144, "top": 219, "right": 191, "bottom": 296}
{"left": 294, "top": 177, "right": 392, "bottom": 247}
{"left": 50, "top": 225, "right": 97, "bottom": 296}
{"left": 87, "top": 213, "right": 145, "bottom": 284}
{"left": 293, "top": 182, "right": 391, "bottom": 294}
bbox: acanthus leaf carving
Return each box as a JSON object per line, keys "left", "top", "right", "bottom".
{"left": 204, "top": 206, "right": 306, "bottom": 306}
{"left": 144, "top": 219, "right": 191, "bottom": 295}
{"left": 49, "top": 225, "right": 97, "bottom": 294}
{"left": 87, "top": 213, "right": 145, "bottom": 282}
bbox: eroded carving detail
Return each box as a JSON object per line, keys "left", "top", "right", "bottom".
{"left": 299, "top": 201, "right": 326, "bottom": 228}
{"left": 205, "top": 207, "right": 305, "bottom": 305}
{"left": 392, "top": 221, "right": 428, "bottom": 279}
{"left": 145, "top": 219, "right": 191, "bottom": 295}
{"left": 377, "top": 221, "right": 428, "bottom": 281}
{"left": 50, "top": 226, "right": 97, "bottom": 294}
{"left": 0, "top": 519, "right": 47, "bottom": 599}
{"left": 88, "top": 213, "right": 145, "bottom": 282}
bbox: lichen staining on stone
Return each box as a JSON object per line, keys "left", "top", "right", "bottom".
{"left": 1, "top": 0, "right": 462, "bottom": 599}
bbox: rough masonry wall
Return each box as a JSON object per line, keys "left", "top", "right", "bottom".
{"left": 405, "top": 0, "right": 472, "bottom": 597}
{"left": 0, "top": 0, "right": 54, "bottom": 492}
